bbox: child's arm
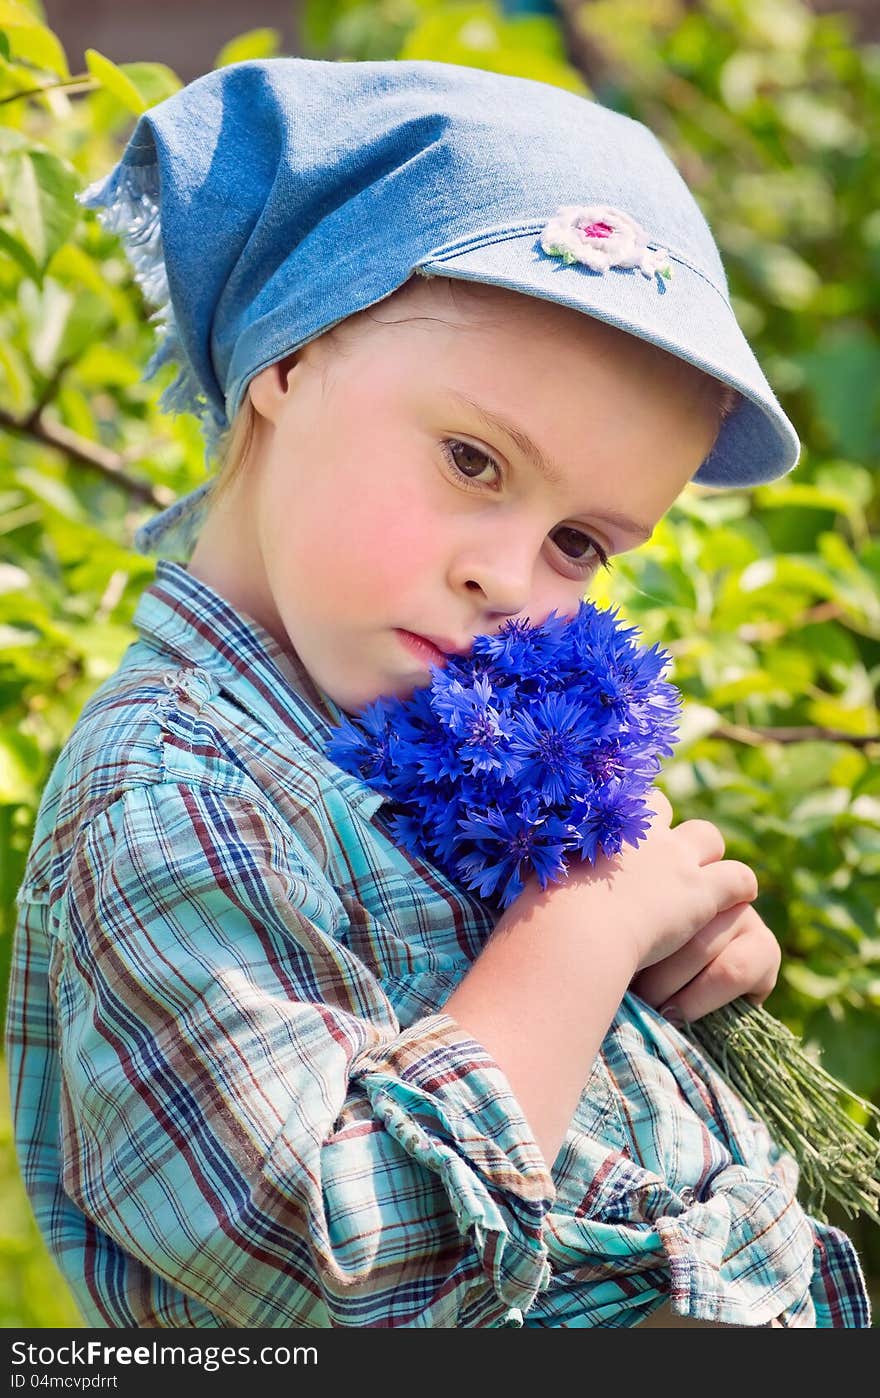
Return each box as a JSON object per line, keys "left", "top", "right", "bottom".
{"left": 50, "top": 780, "right": 556, "bottom": 1328}
{"left": 443, "top": 788, "right": 760, "bottom": 1170}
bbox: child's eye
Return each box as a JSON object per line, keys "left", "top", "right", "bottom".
{"left": 441, "top": 439, "right": 501, "bottom": 486}
{"left": 550, "top": 524, "right": 612, "bottom": 573}
{"left": 441, "top": 439, "right": 612, "bottom": 576}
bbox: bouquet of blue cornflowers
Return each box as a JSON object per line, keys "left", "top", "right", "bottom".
{"left": 327, "top": 601, "right": 880, "bottom": 1224}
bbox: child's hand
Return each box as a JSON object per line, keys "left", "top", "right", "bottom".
{"left": 629, "top": 899, "right": 781, "bottom": 1025}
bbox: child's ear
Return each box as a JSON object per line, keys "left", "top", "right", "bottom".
{"left": 248, "top": 351, "right": 300, "bottom": 422}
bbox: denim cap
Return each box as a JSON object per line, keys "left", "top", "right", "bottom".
{"left": 76, "top": 56, "right": 801, "bottom": 561}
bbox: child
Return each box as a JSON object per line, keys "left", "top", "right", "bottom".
{"left": 5, "top": 57, "right": 870, "bottom": 1329}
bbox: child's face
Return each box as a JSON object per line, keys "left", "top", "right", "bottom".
{"left": 190, "top": 279, "right": 721, "bottom": 714}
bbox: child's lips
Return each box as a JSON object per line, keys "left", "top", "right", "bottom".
{"left": 396, "top": 630, "right": 471, "bottom": 667}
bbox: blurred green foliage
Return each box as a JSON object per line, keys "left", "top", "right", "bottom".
{"left": 0, "top": 0, "right": 877, "bottom": 1325}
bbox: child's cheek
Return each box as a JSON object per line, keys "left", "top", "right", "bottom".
{"left": 352, "top": 493, "right": 438, "bottom": 582}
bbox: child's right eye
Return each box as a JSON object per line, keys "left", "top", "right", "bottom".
{"left": 441, "top": 439, "right": 501, "bottom": 488}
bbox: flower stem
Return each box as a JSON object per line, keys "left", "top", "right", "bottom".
{"left": 685, "top": 998, "right": 880, "bottom": 1225}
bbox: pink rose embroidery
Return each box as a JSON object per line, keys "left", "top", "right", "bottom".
{"left": 539, "top": 204, "right": 672, "bottom": 280}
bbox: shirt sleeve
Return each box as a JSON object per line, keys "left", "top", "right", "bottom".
{"left": 56, "top": 780, "right": 556, "bottom": 1327}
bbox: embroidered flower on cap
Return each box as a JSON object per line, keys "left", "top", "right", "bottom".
{"left": 539, "top": 204, "right": 672, "bottom": 281}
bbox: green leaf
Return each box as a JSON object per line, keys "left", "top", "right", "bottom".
{"left": 65, "top": 620, "right": 136, "bottom": 680}
{"left": 0, "top": 622, "right": 38, "bottom": 650}
{"left": 0, "top": 223, "right": 40, "bottom": 282}
{"left": 0, "top": 729, "right": 41, "bottom": 803}
{"left": 806, "top": 1006, "right": 880, "bottom": 1100}
{"left": 113, "top": 61, "right": 182, "bottom": 107}
{"left": 777, "top": 90, "right": 864, "bottom": 152}
{"left": 45, "top": 242, "right": 116, "bottom": 302}
{"left": 814, "top": 462, "right": 875, "bottom": 511}
{"left": 5, "top": 147, "right": 79, "bottom": 269}
{"left": 84, "top": 49, "right": 149, "bottom": 115}
{"left": 695, "top": 524, "right": 760, "bottom": 573}
{"left": 14, "top": 466, "right": 85, "bottom": 523}
{"left": 0, "top": 338, "right": 33, "bottom": 413}
{"left": 797, "top": 620, "right": 859, "bottom": 674}
{"left": 784, "top": 961, "right": 847, "bottom": 1003}
{"left": 0, "top": 128, "right": 30, "bottom": 161}
{"left": 794, "top": 330, "right": 880, "bottom": 462}
{"left": 54, "top": 289, "right": 115, "bottom": 365}
{"left": 214, "top": 29, "right": 281, "bottom": 68}
{"left": 19, "top": 276, "right": 74, "bottom": 373}
{"left": 0, "top": 2, "right": 69, "bottom": 78}
{"left": 0, "top": 564, "right": 28, "bottom": 593}
{"left": 716, "top": 556, "right": 829, "bottom": 629}
{"left": 745, "top": 243, "right": 821, "bottom": 311}
{"left": 626, "top": 556, "right": 697, "bottom": 610}
{"left": 806, "top": 696, "right": 879, "bottom": 738}
{"left": 752, "top": 479, "right": 867, "bottom": 523}
{"left": 853, "top": 765, "right": 880, "bottom": 801}
{"left": 0, "top": 1, "right": 46, "bottom": 23}
{"left": 74, "top": 343, "right": 142, "bottom": 389}
{"left": 673, "top": 701, "right": 723, "bottom": 752}
{"left": 851, "top": 795, "right": 880, "bottom": 826}
{"left": 789, "top": 787, "right": 853, "bottom": 827}
{"left": 398, "top": 4, "right": 586, "bottom": 92}
{"left": 54, "top": 384, "right": 97, "bottom": 441}
{"left": 764, "top": 741, "right": 842, "bottom": 798}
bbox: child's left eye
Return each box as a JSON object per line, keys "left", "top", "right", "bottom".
{"left": 551, "top": 525, "right": 610, "bottom": 571}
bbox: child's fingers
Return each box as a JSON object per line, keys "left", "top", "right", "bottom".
{"left": 667, "top": 921, "right": 780, "bottom": 1025}
{"left": 636, "top": 906, "right": 781, "bottom": 1025}
{"left": 631, "top": 902, "right": 753, "bottom": 1010}
{"left": 663, "top": 911, "right": 777, "bottom": 1023}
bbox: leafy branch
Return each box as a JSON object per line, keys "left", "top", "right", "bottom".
{"left": 0, "top": 398, "right": 173, "bottom": 507}
{"left": 713, "top": 722, "right": 880, "bottom": 749}
{"left": 0, "top": 77, "right": 99, "bottom": 108}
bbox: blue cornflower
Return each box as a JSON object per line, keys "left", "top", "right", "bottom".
{"left": 506, "top": 693, "right": 593, "bottom": 804}
{"left": 474, "top": 617, "right": 547, "bottom": 674}
{"left": 326, "top": 699, "right": 399, "bottom": 791}
{"left": 582, "top": 736, "right": 630, "bottom": 785}
{"left": 411, "top": 727, "right": 463, "bottom": 784}
{"left": 431, "top": 672, "right": 494, "bottom": 733}
{"left": 456, "top": 796, "right": 570, "bottom": 908}
{"left": 325, "top": 600, "right": 679, "bottom": 912}
{"left": 386, "top": 805, "right": 430, "bottom": 859}
{"left": 431, "top": 672, "right": 517, "bottom": 776}
{"left": 627, "top": 673, "right": 682, "bottom": 751}
{"left": 568, "top": 782, "right": 654, "bottom": 863}
{"left": 426, "top": 791, "right": 470, "bottom": 865}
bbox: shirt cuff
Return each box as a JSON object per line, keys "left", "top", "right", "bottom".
{"left": 350, "top": 1010, "right": 556, "bottom": 1314}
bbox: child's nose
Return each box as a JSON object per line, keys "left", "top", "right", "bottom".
{"left": 449, "top": 525, "right": 537, "bottom": 618}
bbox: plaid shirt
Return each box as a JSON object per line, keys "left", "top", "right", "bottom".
{"left": 6, "top": 561, "right": 870, "bottom": 1328}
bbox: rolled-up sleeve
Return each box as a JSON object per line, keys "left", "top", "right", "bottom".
{"left": 57, "top": 781, "right": 555, "bottom": 1327}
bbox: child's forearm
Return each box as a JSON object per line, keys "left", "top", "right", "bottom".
{"left": 442, "top": 876, "right": 639, "bottom": 1172}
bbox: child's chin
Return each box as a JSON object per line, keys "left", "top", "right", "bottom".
{"left": 381, "top": 673, "right": 436, "bottom": 709}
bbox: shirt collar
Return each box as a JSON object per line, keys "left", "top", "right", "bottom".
{"left": 132, "top": 560, "right": 385, "bottom": 814}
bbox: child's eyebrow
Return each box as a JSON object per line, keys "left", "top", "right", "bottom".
{"left": 444, "top": 389, "right": 654, "bottom": 541}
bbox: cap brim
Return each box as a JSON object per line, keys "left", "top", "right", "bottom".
{"left": 416, "top": 230, "right": 800, "bottom": 488}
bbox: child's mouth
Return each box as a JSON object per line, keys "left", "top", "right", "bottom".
{"left": 396, "top": 630, "right": 450, "bottom": 669}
